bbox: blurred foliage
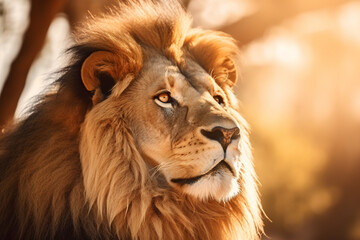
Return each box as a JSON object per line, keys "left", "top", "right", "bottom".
{"left": 233, "top": 1, "right": 360, "bottom": 239}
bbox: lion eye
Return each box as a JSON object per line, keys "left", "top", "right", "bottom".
{"left": 154, "top": 91, "right": 174, "bottom": 109}
{"left": 213, "top": 95, "right": 225, "bottom": 106}
{"left": 157, "top": 92, "right": 170, "bottom": 103}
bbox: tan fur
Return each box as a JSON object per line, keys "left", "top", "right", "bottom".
{"left": 0, "top": 1, "right": 263, "bottom": 239}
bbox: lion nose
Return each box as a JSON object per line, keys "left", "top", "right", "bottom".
{"left": 201, "top": 126, "right": 240, "bottom": 152}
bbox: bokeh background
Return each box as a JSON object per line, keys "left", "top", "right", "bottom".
{"left": 1, "top": 0, "right": 360, "bottom": 239}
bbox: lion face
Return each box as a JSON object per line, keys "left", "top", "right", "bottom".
{"left": 78, "top": 3, "right": 251, "bottom": 205}
{"left": 110, "top": 53, "right": 243, "bottom": 202}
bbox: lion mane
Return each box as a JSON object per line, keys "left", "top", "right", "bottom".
{"left": 0, "top": 1, "right": 263, "bottom": 239}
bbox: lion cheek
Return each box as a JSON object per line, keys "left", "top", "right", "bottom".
{"left": 136, "top": 136, "right": 172, "bottom": 166}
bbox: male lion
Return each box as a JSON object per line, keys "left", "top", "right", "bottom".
{"left": 0, "top": 0, "right": 263, "bottom": 239}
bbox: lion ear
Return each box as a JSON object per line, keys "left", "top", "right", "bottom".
{"left": 81, "top": 51, "right": 120, "bottom": 103}
{"left": 220, "top": 57, "right": 237, "bottom": 87}
{"left": 208, "top": 56, "right": 238, "bottom": 88}
{"left": 185, "top": 29, "right": 240, "bottom": 88}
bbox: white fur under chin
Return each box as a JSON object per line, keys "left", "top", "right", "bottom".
{"left": 182, "top": 171, "right": 240, "bottom": 202}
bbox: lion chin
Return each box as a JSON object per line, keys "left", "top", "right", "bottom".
{"left": 0, "top": 0, "right": 263, "bottom": 239}
{"left": 179, "top": 165, "right": 240, "bottom": 202}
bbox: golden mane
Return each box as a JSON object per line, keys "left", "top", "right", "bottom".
{"left": 0, "top": 1, "right": 263, "bottom": 239}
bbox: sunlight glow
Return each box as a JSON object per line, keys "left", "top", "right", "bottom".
{"left": 337, "top": 1, "right": 360, "bottom": 43}
{"left": 244, "top": 32, "right": 308, "bottom": 68}
{"left": 188, "top": 0, "right": 256, "bottom": 29}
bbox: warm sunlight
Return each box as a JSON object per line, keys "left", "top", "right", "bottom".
{"left": 1, "top": 0, "right": 360, "bottom": 239}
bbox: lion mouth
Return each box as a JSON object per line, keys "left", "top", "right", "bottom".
{"left": 171, "top": 160, "right": 233, "bottom": 185}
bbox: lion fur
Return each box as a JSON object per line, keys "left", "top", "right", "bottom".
{"left": 0, "top": 1, "right": 263, "bottom": 239}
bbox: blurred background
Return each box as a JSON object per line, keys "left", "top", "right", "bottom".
{"left": 1, "top": 0, "right": 360, "bottom": 239}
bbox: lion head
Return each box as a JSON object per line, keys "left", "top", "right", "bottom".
{"left": 0, "top": 1, "right": 263, "bottom": 239}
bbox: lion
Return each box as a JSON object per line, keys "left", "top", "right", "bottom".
{"left": 0, "top": 0, "right": 263, "bottom": 239}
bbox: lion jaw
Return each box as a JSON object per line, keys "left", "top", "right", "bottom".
{"left": 174, "top": 160, "right": 240, "bottom": 202}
